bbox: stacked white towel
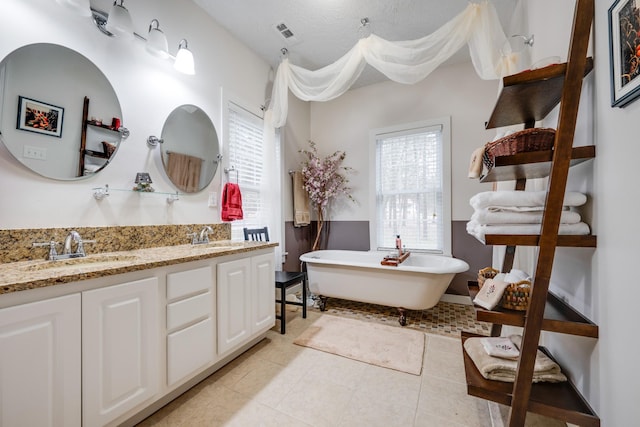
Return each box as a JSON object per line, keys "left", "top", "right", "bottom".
{"left": 480, "top": 336, "right": 520, "bottom": 359}
{"left": 464, "top": 335, "right": 567, "bottom": 383}
{"left": 467, "top": 191, "right": 590, "bottom": 243}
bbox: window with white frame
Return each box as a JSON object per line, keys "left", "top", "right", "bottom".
{"left": 371, "top": 118, "right": 451, "bottom": 254}
{"left": 226, "top": 102, "right": 270, "bottom": 241}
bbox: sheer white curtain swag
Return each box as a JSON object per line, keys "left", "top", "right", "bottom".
{"left": 268, "top": 1, "right": 515, "bottom": 128}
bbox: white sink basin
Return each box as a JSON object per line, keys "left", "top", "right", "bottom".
{"left": 190, "top": 242, "right": 245, "bottom": 251}
{"left": 23, "top": 254, "right": 139, "bottom": 272}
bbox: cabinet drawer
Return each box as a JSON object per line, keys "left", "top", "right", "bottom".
{"left": 167, "top": 266, "right": 213, "bottom": 301}
{"left": 167, "top": 317, "right": 214, "bottom": 387}
{"left": 167, "top": 291, "right": 212, "bottom": 331}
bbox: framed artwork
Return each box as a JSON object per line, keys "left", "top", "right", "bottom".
{"left": 16, "top": 96, "right": 64, "bottom": 137}
{"left": 609, "top": 0, "right": 640, "bottom": 107}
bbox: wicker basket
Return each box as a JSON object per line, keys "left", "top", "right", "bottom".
{"left": 500, "top": 280, "right": 532, "bottom": 311}
{"left": 477, "top": 267, "right": 499, "bottom": 289}
{"left": 483, "top": 128, "right": 556, "bottom": 169}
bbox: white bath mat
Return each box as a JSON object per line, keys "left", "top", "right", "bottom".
{"left": 293, "top": 315, "right": 425, "bottom": 375}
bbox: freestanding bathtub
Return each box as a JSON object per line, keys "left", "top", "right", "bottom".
{"left": 299, "top": 250, "right": 469, "bottom": 325}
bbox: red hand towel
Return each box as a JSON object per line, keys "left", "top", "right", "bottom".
{"left": 221, "top": 183, "right": 243, "bottom": 221}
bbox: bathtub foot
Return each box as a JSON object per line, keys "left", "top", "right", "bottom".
{"left": 318, "top": 296, "right": 328, "bottom": 311}
{"left": 398, "top": 308, "right": 407, "bottom": 326}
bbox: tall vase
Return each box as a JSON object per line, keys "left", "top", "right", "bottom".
{"left": 312, "top": 206, "right": 324, "bottom": 251}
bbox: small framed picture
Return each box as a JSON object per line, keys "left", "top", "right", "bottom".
{"left": 609, "top": 0, "right": 640, "bottom": 107}
{"left": 16, "top": 96, "right": 64, "bottom": 137}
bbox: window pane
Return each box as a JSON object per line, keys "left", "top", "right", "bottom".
{"left": 376, "top": 126, "right": 444, "bottom": 252}
{"left": 227, "top": 103, "right": 267, "bottom": 240}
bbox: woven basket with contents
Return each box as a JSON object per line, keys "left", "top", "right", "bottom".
{"left": 500, "top": 280, "right": 531, "bottom": 311}
{"left": 477, "top": 267, "right": 499, "bottom": 289}
{"left": 482, "top": 127, "right": 556, "bottom": 170}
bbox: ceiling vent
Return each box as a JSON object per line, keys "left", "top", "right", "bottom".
{"left": 273, "top": 22, "right": 300, "bottom": 46}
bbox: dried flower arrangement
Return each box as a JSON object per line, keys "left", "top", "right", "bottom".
{"left": 300, "top": 140, "right": 354, "bottom": 250}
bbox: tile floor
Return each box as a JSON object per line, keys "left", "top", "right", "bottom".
{"left": 136, "top": 299, "right": 564, "bottom": 427}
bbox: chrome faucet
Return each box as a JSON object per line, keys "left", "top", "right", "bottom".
{"left": 199, "top": 226, "right": 214, "bottom": 244}
{"left": 32, "top": 230, "right": 94, "bottom": 261}
{"left": 63, "top": 230, "right": 85, "bottom": 258}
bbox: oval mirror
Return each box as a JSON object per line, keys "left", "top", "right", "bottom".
{"left": 160, "top": 105, "right": 220, "bottom": 193}
{"left": 0, "top": 43, "right": 124, "bottom": 180}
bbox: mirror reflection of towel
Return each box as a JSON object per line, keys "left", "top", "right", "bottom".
{"left": 221, "top": 183, "right": 243, "bottom": 221}
{"left": 292, "top": 171, "right": 310, "bottom": 227}
{"left": 166, "top": 151, "right": 203, "bottom": 193}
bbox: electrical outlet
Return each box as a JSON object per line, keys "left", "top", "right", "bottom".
{"left": 23, "top": 145, "right": 46, "bottom": 160}
{"left": 208, "top": 191, "right": 217, "bottom": 207}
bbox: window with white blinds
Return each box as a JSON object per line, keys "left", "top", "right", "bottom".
{"left": 372, "top": 119, "right": 451, "bottom": 254}
{"left": 227, "top": 103, "right": 269, "bottom": 240}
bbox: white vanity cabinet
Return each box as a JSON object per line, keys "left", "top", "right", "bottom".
{"left": 217, "top": 252, "right": 275, "bottom": 355}
{"left": 0, "top": 244, "right": 275, "bottom": 427}
{"left": 82, "top": 277, "right": 160, "bottom": 427}
{"left": 0, "top": 294, "right": 81, "bottom": 427}
{"left": 166, "top": 265, "right": 215, "bottom": 388}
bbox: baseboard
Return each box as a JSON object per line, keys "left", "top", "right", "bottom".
{"left": 439, "top": 293, "right": 472, "bottom": 305}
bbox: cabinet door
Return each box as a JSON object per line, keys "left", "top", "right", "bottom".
{"left": 167, "top": 317, "right": 214, "bottom": 387}
{"left": 251, "top": 252, "right": 275, "bottom": 333}
{"left": 82, "top": 277, "right": 160, "bottom": 427}
{"left": 0, "top": 294, "right": 81, "bottom": 427}
{"left": 217, "top": 258, "right": 251, "bottom": 355}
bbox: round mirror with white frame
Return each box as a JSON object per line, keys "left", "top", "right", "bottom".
{"left": 160, "top": 105, "right": 220, "bottom": 193}
{"left": 0, "top": 43, "right": 124, "bottom": 180}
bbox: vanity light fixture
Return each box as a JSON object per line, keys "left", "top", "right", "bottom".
{"left": 146, "top": 19, "right": 169, "bottom": 59}
{"left": 105, "top": 0, "right": 135, "bottom": 40}
{"left": 174, "top": 39, "right": 195, "bottom": 75}
{"left": 56, "top": 0, "right": 92, "bottom": 17}
{"left": 88, "top": 5, "right": 195, "bottom": 74}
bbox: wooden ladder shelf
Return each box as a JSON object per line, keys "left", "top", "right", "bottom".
{"left": 462, "top": 1, "right": 599, "bottom": 426}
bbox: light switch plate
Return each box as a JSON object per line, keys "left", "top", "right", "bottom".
{"left": 23, "top": 145, "right": 46, "bottom": 160}
{"left": 208, "top": 192, "right": 217, "bottom": 207}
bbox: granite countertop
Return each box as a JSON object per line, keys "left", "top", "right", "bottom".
{"left": 0, "top": 240, "right": 278, "bottom": 295}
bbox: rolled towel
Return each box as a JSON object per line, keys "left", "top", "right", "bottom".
{"left": 84, "top": 163, "right": 101, "bottom": 173}
{"left": 470, "top": 191, "right": 587, "bottom": 210}
{"left": 504, "top": 268, "right": 531, "bottom": 283}
{"left": 471, "top": 208, "right": 581, "bottom": 225}
{"left": 466, "top": 221, "right": 590, "bottom": 243}
{"left": 468, "top": 146, "right": 485, "bottom": 178}
{"left": 464, "top": 336, "right": 567, "bottom": 383}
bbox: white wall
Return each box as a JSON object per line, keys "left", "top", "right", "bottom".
{"left": 0, "top": 0, "right": 272, "bottom": 229}
{"left": 527, "top": 0, "right": 640, "bottom": 425}
{"left": 591, "top": 0, "right": 639, "bottom": 423}
{"left": 307, "top": 61, "right": 500, "bottom": 222}
{"left": 282, "top": 93, "right": 311, "bottom": 223}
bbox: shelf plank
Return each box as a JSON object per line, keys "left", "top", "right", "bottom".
{"left": 486, "top": 58, "right": 594, "bottom": 129}
{"left": 461, "top": 332, "right": 600, "bottom": 426}
{"left": 86, "top": 121, "right": 120, "bottom": 132}
{"left": 484, "top": 234, "right": 597, "bottom": 247}
{"left": 468, "top": 283, "right": 598, "bottom": 338}
{"left": 480, "top": 146, "right": 595, "bottom": 183}
{"left": 84, "top": 149, "right": 108, "bottom": 159}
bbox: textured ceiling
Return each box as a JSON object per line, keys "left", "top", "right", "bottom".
{"left": 193, "top": 0, "right": 517, "bottom": 87}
